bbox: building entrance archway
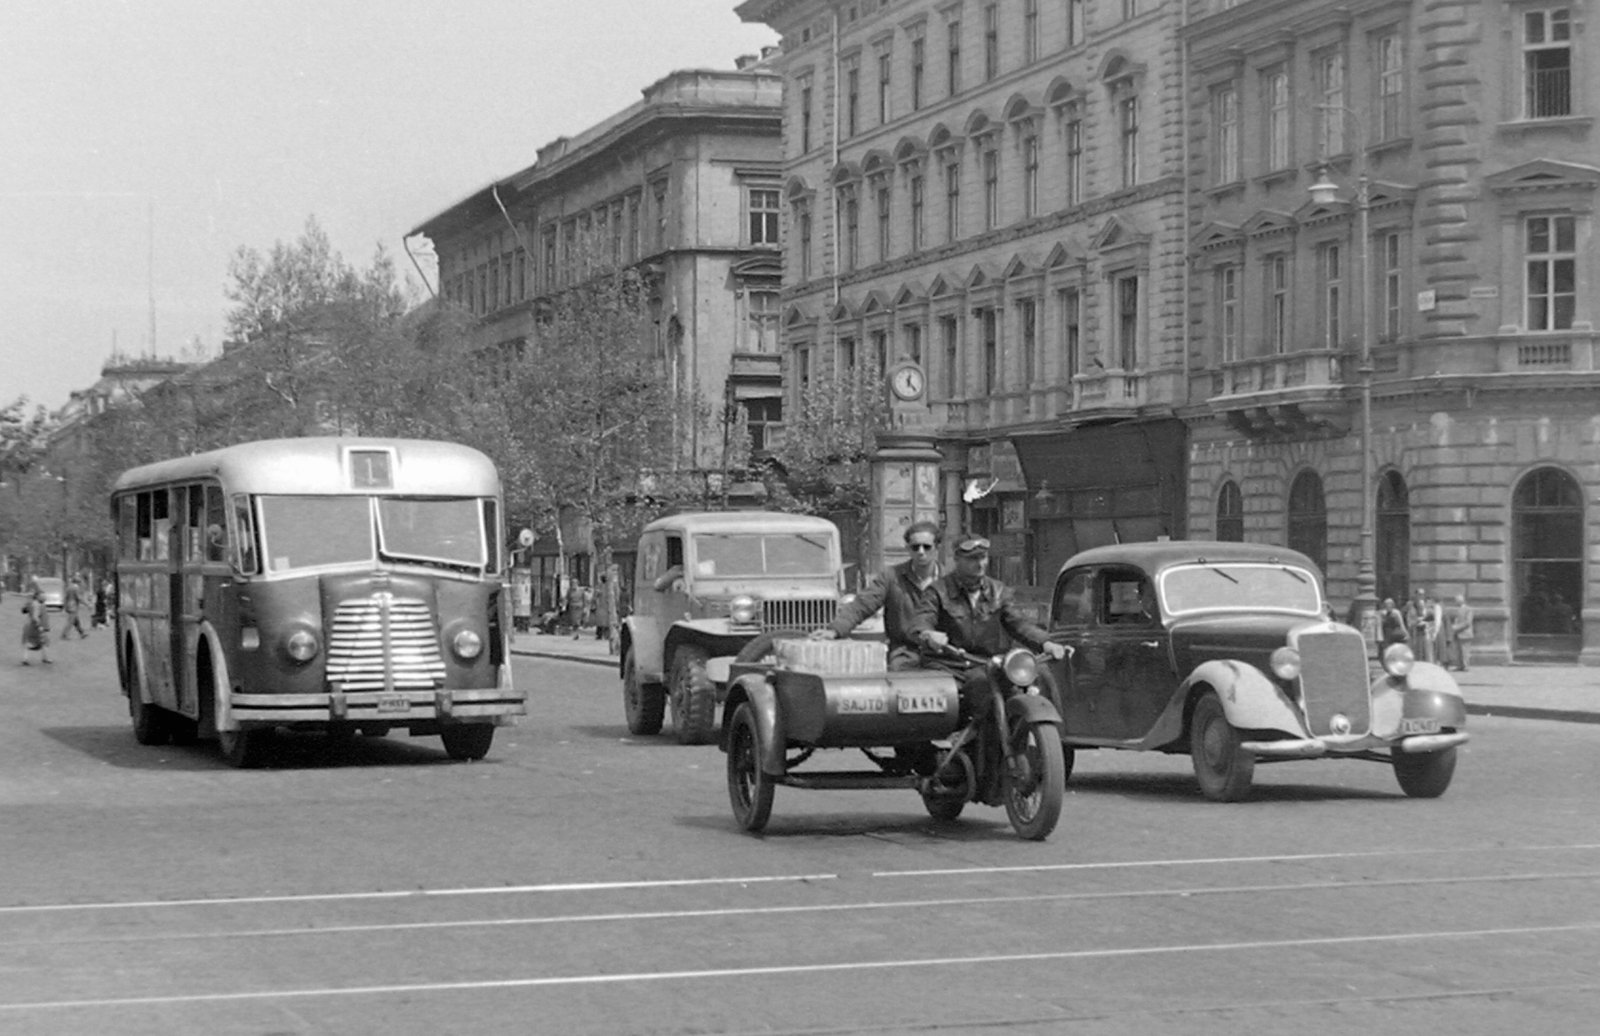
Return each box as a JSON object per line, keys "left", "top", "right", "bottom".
{"left": 1512, "top": 467, "right": 1584, "bottom": 661}
{"left": 1375, "top": 470, "right": 1410, "bottom": 605}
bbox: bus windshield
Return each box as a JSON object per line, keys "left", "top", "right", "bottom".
{"left": 257, "top": 496, "right": 485, "bottom": 573}
{"left": 692, "top": 532, "right": 834, "bottom": 577}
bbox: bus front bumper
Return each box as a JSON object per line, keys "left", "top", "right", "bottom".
{"left": 230, "top": 687, "right": 526, "bottom": 724}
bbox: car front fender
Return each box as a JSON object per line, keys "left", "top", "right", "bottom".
{"left": 1179, "top": 659, "right": 1306, "bottom": 736}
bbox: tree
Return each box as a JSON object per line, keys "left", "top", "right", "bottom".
{"left": 762, "top": 363, "right": 890, "bottom": 523}
{"left": 0, "top": 398, "right": 56, "bottom": 571}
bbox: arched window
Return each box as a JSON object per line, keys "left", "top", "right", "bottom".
{"left": 1375, "top": 470, "right": 1410, "bottom": 604}
{"left": 1287, "top": 470, "right": 1327, "bottom": 575}
{"left": 1513, "top": 466, "right": 1585, "bottom": 659}
{"left": 1216, "top": 480, "right": 1243, "bottom": 541}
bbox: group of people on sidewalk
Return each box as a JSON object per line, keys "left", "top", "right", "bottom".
{"left": 1378, "top": 588, "right": 1475, "bottom": 671}
{"left": 19, "top": 575, "right": 108, "bottom": 666}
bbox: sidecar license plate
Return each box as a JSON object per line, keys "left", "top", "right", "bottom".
{"left": 1400, "top": 716, "right": 1439, "bottom": 735}
{"left": 897, "top": 693, "right": 945, "bottom": 714}
{"left": 377, "top": 693, "right": 411, "bottom": 714}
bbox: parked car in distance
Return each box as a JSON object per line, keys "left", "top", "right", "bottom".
{"left": 620, "top": 511, "right": 855, "bottom": 745}
{"left": 33, "top": 576, "right": 65, "bottom": 611}
{"left": 1042, "top": 540, "right": 1468, "bottom": 801}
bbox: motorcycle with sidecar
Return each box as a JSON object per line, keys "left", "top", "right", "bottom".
{"left": 718, "top": 634, "right": 1066, "bottom": 840}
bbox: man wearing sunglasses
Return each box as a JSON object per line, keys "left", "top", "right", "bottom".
{"left": 910, "top": 535, "right": 1069, "bottom": 723}
{"left": 812, "top": 520, "right": 943, "bottom": 671}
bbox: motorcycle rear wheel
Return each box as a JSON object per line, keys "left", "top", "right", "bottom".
{"left": 1003, "top": 720, "right": 1065, "bottom": 841}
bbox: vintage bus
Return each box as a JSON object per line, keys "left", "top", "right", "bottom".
{"left": 111, "top": 437, "right": 524, "bottom": 767}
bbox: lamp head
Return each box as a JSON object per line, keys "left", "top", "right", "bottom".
{"left": 1308, "top": 168, "right": 1340, "bottom": 205}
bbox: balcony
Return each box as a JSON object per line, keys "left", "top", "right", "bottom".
{"left": 1202, "top": 347, "right": 1351, "bottom": 438}
{"left": 932, "top": 368, "right": 1184, "bottom": 432}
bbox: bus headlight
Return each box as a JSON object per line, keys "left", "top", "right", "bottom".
{"left": 284, "top": 628, "right": 319, "bottom": 663}
{"left": 1002, "top": 648, "right": 1038, "bottom": 688}
{"left": 1269, "top": 647, "right": 1302, "bottom": 681}
{"left": 1382, "top": 642, "right": 1415, "bottom": 678}
{"left": 452, "top": 629, "right": 483, "bottom": 660}
{"left": 729, "top": 595, "right": 758, "bottom": 625}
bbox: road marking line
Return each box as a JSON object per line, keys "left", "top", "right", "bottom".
{"left": 4, "top": 920, "right": 1599, "bottom": 1012}
{"left": 0, "top": 873, "right": 838, "bottom": 916}
{"left": 12, "top": 871, "right": 1595, "bottom": 947}
{"left": 872, "top": 843, "right": 1600, "bottom": 878}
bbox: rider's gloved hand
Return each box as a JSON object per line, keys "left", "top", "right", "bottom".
{"left": 1041, "top": 641, "right": 1070, "bottom": 661}
{"left": 808, "top": 628, "right": 838, "bottom": 640}
{"left": 921, "top": 630, "right": 950, "bottom": 651}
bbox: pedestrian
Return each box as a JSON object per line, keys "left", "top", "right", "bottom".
{"left": 1406, "top": 588, "right": 1436, "bottom": 663}
{"left": 1379, "top": 597, "right": 1408, "bottom": 647}
{"left": 62, "top": 577, "right": 87, "bottom": 639}
{"left": 20, "top": 581, "right": 52, "bottom": 665}
{"left": 93, "top": 578, "right": 110, "bottom": 629}
{"left": 1445, "top": 594, "right": 1475, "bottom": 671}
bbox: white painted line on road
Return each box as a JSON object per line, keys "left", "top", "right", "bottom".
{"left": 4, "top": 920, "right": 1600, "bottom": 1012}
{"left": 872, "top": 843, "right": 1600, "bottom": 879}
{"left": 0, "top": 873, "right": 838, "bottom": 916}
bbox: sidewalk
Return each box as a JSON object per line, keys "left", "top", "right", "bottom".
{"left": 509, "top": 632, "right": 1600, "bottom": 724}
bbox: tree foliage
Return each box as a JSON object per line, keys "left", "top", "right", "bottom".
{"left": 761, "top": 364, "right": 890, "bottom": 524}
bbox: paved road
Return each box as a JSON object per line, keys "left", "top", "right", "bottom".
{"left": 3, "top": 614, "right": 1599, "bottom": 1035}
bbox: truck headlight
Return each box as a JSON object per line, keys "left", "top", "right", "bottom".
{"left": 452, "top": 629, "right": 483, "bottom": 660}
{"left": 729, "top": 595, "right": 758, "bottom": 624}
{"left": 1269, "top": 647, "right": 1301, "bottom": 681}
{"left": 284, "top": 628, "right": 319, "bottom": 663}
{"left": 1382, "top": 642, "right": 1415, "bottom": 678}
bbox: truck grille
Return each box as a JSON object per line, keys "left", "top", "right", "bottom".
{"left": 325, "top": 594, "right": 447, "bottom": 690}
{"left": 1295, "top": 628, "right": 1371, "bottom": 735}
{"left": 759, "top": 598, "right": 838, "bottom": 633}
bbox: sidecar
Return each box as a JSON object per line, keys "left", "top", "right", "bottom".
{"left": 718, "top": 638, "right": 962, "bottom": 831}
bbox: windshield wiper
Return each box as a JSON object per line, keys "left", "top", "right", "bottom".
{"left": 1205, "top": 565, "right": 1240, "bottom": 584}
{"left": 1279, "top": 566, "right": 1307, "bottom": 584}
{"left": 379, "top": 551, "right": 480, "bottom": 573}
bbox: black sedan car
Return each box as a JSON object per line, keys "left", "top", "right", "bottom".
{"left": 1041, "top": 541, "right": 1467, "bottom": 801}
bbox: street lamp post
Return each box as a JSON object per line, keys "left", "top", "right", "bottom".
{"left": 1309, "top": 109, "right": 1379, "bottom": 653}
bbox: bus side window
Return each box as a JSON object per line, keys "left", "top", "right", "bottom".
{"left": 231, "top": 495, "right": 258, "bottom": 574}
{"left": 136, "top": 492, "right": 153, "bottom": 560}
{"left": 152, "top": 489, "right": 171, "bottom": 561}
{"left": 205, "top": 485, "right": 228, "bottom": 563}
{"left": 118, "top": 496, "right": 137, "bottom": 560}
{"left": 183, "top": 484, "right": 206, "bottom": 561}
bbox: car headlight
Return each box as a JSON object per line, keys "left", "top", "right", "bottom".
{"left": 1269, "top": 646, "right": 1301, "bottom": 681}
{"left": 729, "top": 595, "right": 759, "bottom": 624}
{"left": 452, "top": 629, "right": 483, "bottom": 660}
{"left": 1002, "top": 648, "right": 1038, "bottom": 688}
{"left": 1382, "top": 642, "right": 1415, "bottom": 678}
{"left": 284, "top": 628, "right": 319, "bottom": 663}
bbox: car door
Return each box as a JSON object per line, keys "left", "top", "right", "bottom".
{"left": 1094, "top": 565, "right": 1177, "bottom": 741}
{"left": 1045, "top": 566, "right": 1098, "bottom": 737}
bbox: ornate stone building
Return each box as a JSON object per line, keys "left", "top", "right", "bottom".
{"left": 1183, "top": 0, "right": 1599, "bottom": 663}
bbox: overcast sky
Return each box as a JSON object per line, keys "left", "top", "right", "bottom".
{"left": 0, "top": 0, "right": 777, "bottom": 411}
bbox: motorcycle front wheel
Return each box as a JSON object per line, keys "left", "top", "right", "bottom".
{"left": 1003, "top": 719, "right": 1065, "bottom": 841}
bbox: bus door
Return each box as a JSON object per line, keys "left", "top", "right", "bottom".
{"left": 170, "top": 483, "right": 212, "bottom": 719}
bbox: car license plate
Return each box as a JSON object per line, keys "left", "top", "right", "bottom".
{"left": 377, "top": 693, "right": 411, "bottom": 714}
{"left": 897, "top": 693, "right": 946, "bottom": 714}
{"left": 1400, "top": 716, "right": 1439, "bottom": 735}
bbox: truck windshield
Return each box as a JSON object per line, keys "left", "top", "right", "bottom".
{"left": 693, "top": 533, "right": 834, "bottom": 577}
{"left": 256, "top": 496, "right": 485, "bottom": 573}
{"left": 1160, "top": 563, "right": 1323, "bottom": 616}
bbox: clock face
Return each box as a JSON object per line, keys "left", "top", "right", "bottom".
{"left": 890, "top": 364, "right": 925, "bottom": 401}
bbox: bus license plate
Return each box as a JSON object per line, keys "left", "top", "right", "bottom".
{"left": 897, "top": 693, "right": 945, "bottom": 714}
{"left": 1400, "top": 716, "right": 1439, "bottom": 735}
{"left": 377, "top": 693, "right": 411, "bottom": 714}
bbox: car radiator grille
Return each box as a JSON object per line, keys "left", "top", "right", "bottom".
{"left": 759, "top": 598, "right": 838, "bottom": 633}
{"left": 325, "top": 594, "right": 447, "bottom": 691}
{"left": 1296, "top": 628, "right": 1371, "bottom": 735}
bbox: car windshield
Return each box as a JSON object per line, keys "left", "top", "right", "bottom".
{"left": 692, "top": 532, "right": 834, "bottom": 577}
{"left": 257, "top": 496, "right": 485, "bottom": 573}
{"left": 36, "top": 578, "right": 62, "bottom": 596}
{"left": 1160, "top": 562, "right": 1323, "bottom": 616}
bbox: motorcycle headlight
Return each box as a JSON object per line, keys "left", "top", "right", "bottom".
{"left": 729, "top": 595, "right": 758, "bottom": 624}
{"left": 1002, "top": 648, "right": 1038, "bottom": 688}
{"left": 284, "top": 628, "right": 319, "bottom": 664}
{"left": 1382, "top": 642, "right": 1415, "bottom": 678}
{"left": 1269, "top": 646, "right": 1301, "bottom": 681}
{"left": 452, "top": 629, "right": 483, "bottom": 660}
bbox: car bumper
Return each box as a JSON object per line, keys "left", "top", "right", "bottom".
{"left": 1240, "top": 730, "right": 1470, "bottom": 757}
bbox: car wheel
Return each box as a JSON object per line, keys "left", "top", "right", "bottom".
{"left": 668, "top": 644, "right": 716, "bottom": 745}
{"left": 218, "top": 728, "right": 268, "bottom": 769}
{"left": 1189, "top": 691, "right": 1255, "bottom": 802}
{"left": 622, "top": 646, "right": 665, "bottom": 736}
{"left": 441, "top": 724, "right": 496, "bottom": 761}
{"left": 726, "top": 702, "right": 773, "bottom": 832}
{"left": 1393, "top": 745, "right": 1457, "bottom": 798}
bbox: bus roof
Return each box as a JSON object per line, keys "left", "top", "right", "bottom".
{"left": 111, "top": 438, "right": 501, "bottom": 497}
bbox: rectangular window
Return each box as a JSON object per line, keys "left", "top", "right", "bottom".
{"left": 514, "top": 248, "right": 526, "bottom": 302}
{"left": 797, "top": 203, "right": 813, "bottom": 281}
{"left": 904, "top": 322, "right": 923, "bottom": 366}
{"left": 1214, "top": 84, "right": 1239, "bottom": 184}
{"left": 794, "top": 346, "right": 811, "bottom": 396}
{"left": 1525, "top": 8, "right": 1573, "bottom": 118}
{"left": 541, "top": 228, "right": 556, "bottom": 291}
{"left": 878, "top": 50, "right": 892, "bottom": 124}
{"left": 652, "top": 182, "right": 668, "bottom": 251}
{"left": 1265, "top": 69, "right": 1290, "bottom": 170}
{"left": 1382, "top": 231, "right": 1403, "bottom": 341}
{"left": 609, "top": 202, "right": 623, "bottom": 267}
{"left": 1018, "top": 298, "right": 1038, "bottom": 384}
{"left": 944, "top": 157, "right": 961, "bottom": 241}
{"left": 488, "top": 257, "right": 499, "bottom": 311}
{"left": 1320, "top": 243, "right": 1343, "bottom": 348}
{"left": 1067, "top": 0, "right": 1084, "bottom": 48}
{"left": 1024, "top": 0, "right": 1039, "bottom": 63}
{"left": 876, "top": 182, "right": 892, "bottom": 261}
{"left": 911, "top": 38, "right": 925, "bottom": 109}
{"left": 1059, "top": 288, "right": 1081, "bottom": 381}
{"left": 1318, "top": 51, "right": 1347, "bottom": 157}
{"left": 982, "top": 145, "right": 999, "bottom": 229}
{"left": 1116, "top": 275, "right": 1139, "bottom": 370}
{"left": 910, "top": 173, "right": 925, "bottom": 251}
{"left": 871, "top": 330, "right": 888, "bottom": 376}
{"left": 980, "top": 308, "right": 999, "bottom": 394}
{"left": 1268, "top": 254, "right": 1288, "bottom": 354}
{"left": 983, "top": 5, "right": 999, "bottom": 80}
{"left": 743, "top": 397, "right": 781, "bottom": 453}
{"left": 843, "top": 187, "right": 860, "bottom": 271}
{"left": 1065, "top": 110, "right": 1083, "bottom": 205}
{"left": 627, "top": 193, "right": 640, "bottom": 262}
{"left": 748, "top": 290, "right": 780, "bottom": 353}
{"left": 1022, "top": 133, "right": 1039, "bottom": 218}
{"left": 846, "top": 64, "right": 860, "bottom": 136}
{"left": 947, "top": 19, "right": 962, "bottom": 95}
{"left": 839, "top": 336, "right": 857, "bottom": 380}
{"left": 1118, "top": 91, "right": 1140, "bottom": 188}
{"left": 1526, "top": 215, "right": 1576, "bottom": 330}
{"left": 800, "top": 81, "right": 814, "bottom": 152}
{"left": 941, "top": 314, "right": 961, "bottom": 397}
{"left": 749, "top": 187, "right": 780, "bottom": 246}
{"left": 1376, "top": 32, "right": 1405, "bottom": 140}
{"left": 1218, "top": 265, "right": 1240, "bottom": 362}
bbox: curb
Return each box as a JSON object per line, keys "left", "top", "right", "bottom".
{"left": 510, "top": 648, "right": 617, "bottom": 670}
{"left": 1464, "top": 703, "right": 1600, "bottom": 725}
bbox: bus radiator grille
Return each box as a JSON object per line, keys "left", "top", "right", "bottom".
{"left": 326, "top": 595, "right": 448, "bottom": 690}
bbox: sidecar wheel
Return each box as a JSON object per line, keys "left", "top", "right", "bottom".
{"left": 1003, "top": 720, "right": 1064, "bottom": 841}
{"left": 921, "top": 793, "right": 965, "bottom": 822}
{"left": 622, "top": 646, "right": 665, "bottom": 735}
{"left": 1190, "top": 691, "right": 1255, "bottom": 802}
{"left": 726, "top": 702, "right": 773, "bottom": 833}
{"left": 669, "top": 645, "right": 717, "bottom": 745}
{"left": 1393, "top": 745, "right": 1457, "bottom": 798}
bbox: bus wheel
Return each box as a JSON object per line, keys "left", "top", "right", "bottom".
{"left": 127, "top": 663, "right": 169, "bottom": 747}
{"left": 167, "top": 713, "right": 200, "bottom": 746}
{"left": 218, "top": 729, "right": 267, "bottom": 769}
{"left": 441, "top": 724, "right": 495, "bottom": 761}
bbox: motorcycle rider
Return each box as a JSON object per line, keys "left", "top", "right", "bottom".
{"left": 909, "top": 536, "right": 1069, "bottom": 725}
{"left": 810, "top": 519, "right": 943, "bottom": 669}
